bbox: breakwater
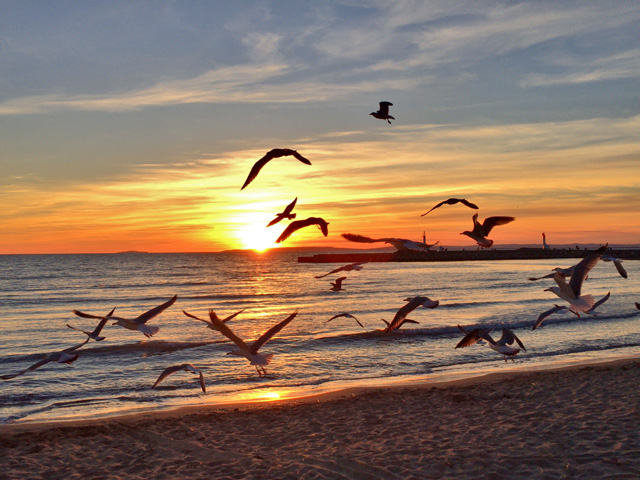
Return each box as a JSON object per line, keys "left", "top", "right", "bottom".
{"left": 298, "top": 248, "right": 640, "bottom": 264}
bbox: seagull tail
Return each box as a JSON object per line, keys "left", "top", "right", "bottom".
{"left": 139, "top": 324, "right": 160, "bottom": 337}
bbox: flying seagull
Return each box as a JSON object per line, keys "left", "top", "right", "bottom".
{"left": 182, "top": 308, "right": 246, "bottom": 332}
{"left": 209, "top": 311, "right": 297, "bottom": 376}
{"left": 341, "top": 233, "right": 439, "bottom": 252}
{"left": 67, "top": 307, "right": 116, "bottom": 341}
{"left": 329, "top": 276, "right": 347, "bottom": 291}
{"left": 1, "top": 339, "right": 89, "bottom": 380}
{"left": 457, "top": 324, "right": 495, "bottom": 344}
{"left": 421, "top": 198, "right": 479, "bottom": 216}
{"left": 460, "top": 213, "right": 515, "bottom": 248}
{"left": 315, "top": 262, "right": 367, "bottom": 279}
{"left": 276, "top": 217, "right": 329, "bottom": 244}
{"left": 601, "top": 254, "right": 628, "bottom": 279}
{"left": 267, "top": 198, "right": 298, "bottom": 227}
{"left": 528, "top": 266, "right": 575, "bottom": 282}
{"left": 152, "top": 364, "right": 206, "bottom": 393}
{"left": 326, "top": 313, "right": 364, "bottom": 328}
{"left": 544, "top": 246, "right": 606, "bottom": 315}
{"left": 241, "top": 149, "right": 311, "bottom": 190}
{"left": 383, "top": 296, "right": 439, "bottom": 333}
{"left": 456, "top": 327, "right": 525, "bottom": 362}
{"left": 370, "top": 101, "right": 395, "bottom": 124}
{"left": 533, "top": 291, "right": 610, "bottom": 330}
{"left": 73, "top": 295, "right": 177, "bottom": 338}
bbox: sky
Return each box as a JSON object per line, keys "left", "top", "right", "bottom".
{"left": 1, "top": 0, "right": 639, "bottom": 254}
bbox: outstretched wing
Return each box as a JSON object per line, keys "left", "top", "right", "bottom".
{"left": 455, "top": 329, "right": 495, "bottom": 348}
{"left": 341, "top": 233, "right": 385, "bottom": 244}
{"left": 291, "top": 151, "right": 311, "bottom": 165}
{"left": 587, "top": 292, "right": 611, "bottom": 314}
{"left": 183, "top": 310, "right": 212, "bottom": 326}
{"left": 568, "top": 245, "right": 606, "bottom": 297}
{"left": 240, "top": 152, "right": 276, "bottom": 190}
{"left": 532, "top": 305, "right": 567, "bottom": 330}
{"left": 250, "top": 311, "right": 297, "bottom": 354}
{"left": 276, "top": 218, "right": 327, "bottom": 243}
{"left": 497, "top": 328, "right": 526, "bottom": 351}
{"left": 135, "top": 295, "right": 177, "bottom": 324}
{"left": 152, "top": 364, "right": 187, "bottom": 389}
{"left": 481, "top": 216, "right": 515, "bottom": 235}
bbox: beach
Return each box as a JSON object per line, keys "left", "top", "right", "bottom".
{"left": 2, "top": 358, "right": 639, "bottom": 480}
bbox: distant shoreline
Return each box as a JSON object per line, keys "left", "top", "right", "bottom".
{"left": 298, "top": 247, "right": 640, "bottom": 263}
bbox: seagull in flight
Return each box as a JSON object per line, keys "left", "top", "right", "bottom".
{"left": 73, "top": 295, "right": 177, "bottom": 338}
{"left": 241, "top": 149, "right": 311, "bottom": 190}
{"left": 267, "top": 198, "right": 298, "bottom": 227}
{"left": 421, "top": 198, "right": 479, "bottom": 216}
{"left": 456, "top": 327, "right": 525, "bottom": 362}
{"left": 327, "top": 313, "right": 364, "bottom": 328}
{"left": 533, "top": 291, "right": 611, "bottom": 330}
{"left": 315, "top": 262, "right": 367, "bottom": 279}
{"left": 152, "top": 364, "right": 206, "bottom": 393}
{"left": 460, "top": 213, "right": 515, "bottom": 248}
{"left": 329, "top": 276, "right": 347, "bottom": 291}
{"left": 276, "top": 217, "right": 329, "bottom": 244}
{"left": 67, "top": 307, "right": 116, "bottom": 341}
{"left": 544, "top": 246, "right": 606, "bottom": 315}
{"left": 209, "top": 311, "right": 297, "bottom": 376}
{"left": 601, "top": 254, "right": 628, "bottom": 279}
{"left": 528, "top": 265, "right": 575, "bottom": 282}
{"left": 1, "top": 339, "right": 89, "bottom": 380}
{"left": 370, "top": 101, "right": 395, "bottom": 124}
{"left": 383, "top": 296, "right": 439, "bottom": 333}
{"left": 182, "top": 308, "right": 246, "bottom": 332}
{"left": 341, "top": 233, "right": 439, "bottom": 252}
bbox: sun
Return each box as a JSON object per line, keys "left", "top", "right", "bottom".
{"left": 237, "top": 221, "right": 281, "bottom": 252}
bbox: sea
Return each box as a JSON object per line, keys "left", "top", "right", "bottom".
{"left": 1, "top": 251, "right": 638, "bottom": 425}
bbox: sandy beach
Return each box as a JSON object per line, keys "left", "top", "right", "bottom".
{"left": 2, "top": 358, "right": 639, "bottom": 480}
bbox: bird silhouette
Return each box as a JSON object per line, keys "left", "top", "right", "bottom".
{"left": 341, "top": 233, "right": 438, "bottom": 252}
{"left": 460, "top": 213, "right": 515, "bottom": 248}
{"left": 241, "top": 149, "right": 311, "bottom": 190}
{"left": 267, "top": 198, "right": 298, "bottom": 227}
{"left": 370, "top": 101, "right": 395, "bottom": 124}
{"left": 329, "top": 276, "right": 347, "bottom": 291}
{"left": 152, "top": 364, "right": 206, "bottom": 393}
{"left": 421, "top": 198, "right": 479, "bottom": 216}
{"left": 67, "top": 306, "right": 116, "bottom": 341}
{"left": 276, "top": 217, "right": 329, "bottom": 243}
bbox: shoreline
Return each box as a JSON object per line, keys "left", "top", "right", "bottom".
{"left": 3, "top": 356, "right": 640, "bottom": 479}
{"left": 3, "top": 354, "right": 638, "bottom": 434}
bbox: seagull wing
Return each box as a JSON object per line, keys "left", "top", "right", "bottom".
{"left": 135, "top": 295, "right": 177, "bottom": 324}
{"left": 459, "top": 199, "right": 479, "bottom": 210}
{"left": 208, "top": 315, "right": 253, "bottom": 354}
{"left": 605, "top": 258, "right": 628, "bottom": 278}
{"left": 283, "top": 197, "right": 298, "bottom": 215}
{"left": 587, "top": 292, "right": 611, "bottom": 314}
{"left": 341, "top": 233, "right": 385, "bottom": 243}
{"left": 498, "top": 328, "right": 526, "bottom": 351}
{"left": 152, "top": 364, "right": 188, "bottom": 389}
{"left": 568, "top": 246, "right": 606, "bottom": 297}
{"left": 221, "top": 308, "right": 246, "bottom": 323}
{"left": 291, "top": 151, "right": 312, "bottom": 165}
{"left": 250, "top": 311, "right": 297, "bottom": 354}
{"left": 532, "top": 305, "right": 567, "bottom": 330}
{"left": 420, "top": 200, "right": 447, "bottom": 216}
{"left": 240, "top": 151, "right": 276, "bottom": 190}
{"left": 481, "top": 216, "right": 515, "bottom": 236}
{"left": 455, "top": 329, "right": 495, "bottom": 348}
{"left": 89, "top": 307, "right": 116, "bottom": 338}
{"left": 183, "top": 310, "right": 213, "bottom": 326}
{"left": 276, "top": 217, "right": 327, "bottom": 243}
{"left": 387, "top": 298, "right": 422, "bottom": 331}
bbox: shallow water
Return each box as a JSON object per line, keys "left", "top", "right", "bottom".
{"left": 1, "top": 251, "right": 638, "bottom": 424}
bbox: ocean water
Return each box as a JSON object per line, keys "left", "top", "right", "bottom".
{"left": 0, "top": 251, "right": 638, "bottom": 425}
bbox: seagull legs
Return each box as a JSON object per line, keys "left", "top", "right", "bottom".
{"left": 255, "top": 365, "right": 267, "bottom": 377}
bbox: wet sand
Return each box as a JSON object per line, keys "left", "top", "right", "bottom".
{"left": 2, "top": 358, "right": 639, "bottom": 479}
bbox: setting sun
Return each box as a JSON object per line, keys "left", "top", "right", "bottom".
{"left": 236, "top": 218, "right": 281, "bottom": 252}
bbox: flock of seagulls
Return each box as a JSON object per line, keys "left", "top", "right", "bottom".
{"left": 2, "top": 101, "right": 635, "bottom": 387}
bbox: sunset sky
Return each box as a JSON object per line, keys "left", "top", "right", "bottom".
{"left": 1, "top": 1, "right": 639, "bottom": 254}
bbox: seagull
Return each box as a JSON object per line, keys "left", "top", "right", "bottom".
{"left": 457, "top": 324, "right": 495, "bottom": 344}
{"left": 67, "top": 307, "right": 116, "bottom": 341}
{"left": 209, "top": 311, "right": 297, "bottom": 376}
{"left": 533, "top": 291, "right": 611, "bottom": 330}
{"left": 456, "top": 327, "right": 526, "bottom": 362}
{"left": 601, "top": 254, "right": 628, "bottom": 279}
{"left": 152, "top": 364, "right": 206, "bottom": 393}
{"left": 315, "top": 262, "right": 367, "bottom": 279}
{"left": 329, "top": 277, "right": 347, "bottom": 291}
{"left": 370, "top": 101, "right": 395, "bottom": 124}
{"left": 383, "top": 296, "right": 439, "bottom": 333}
{"left": 326, "top": 313, "right": 364, "bottom": 328}
{"left": 182, "top": 308, "right": 246, "bottom": 332}
{"left": 73, "top": 295, "right": 177, "bottom": 338}
{"left": 544, "top": 246, "right": 606, "bottom": 315}
{"left": 276, "top": 217, "right": 329, "bottom": 244}
{"left": 420, "top": 198, "right": 479, "bottom": 216}
{"left": 0, "top": 339, "right": 89, "bottom": 380}
{"left": 267, "top": 198, "right": 298, "bottom": 227}
{"left": 241, "top": 149, "right": 311, "bottom": 190}
{"left": 341, "top": 233, "right": 439, "bottom": 252}
{"left": 528, "top": 266, "right": 575, "bottom": 282}
{"left": 460, "top": 213, "right": 515, "bottom": 248}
